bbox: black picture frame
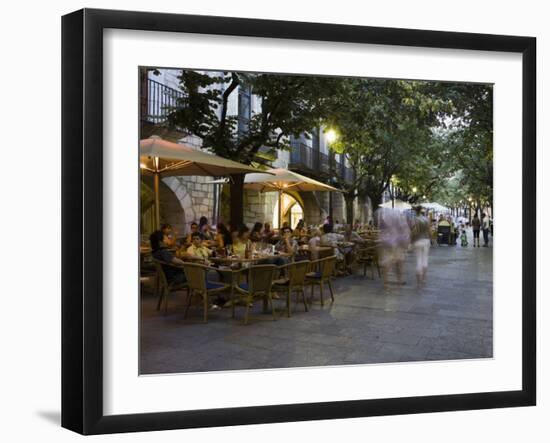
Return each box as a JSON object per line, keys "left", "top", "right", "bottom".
{"left": 61, "top": 8, "right": 536, "bottom": 435}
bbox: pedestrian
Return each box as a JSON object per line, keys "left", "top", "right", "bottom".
{"left": 481, "top": 213, "right": 490, "bottom": 247}
{"left": 375, "top": 208, "right": 410, "bottom": 288}
{"left": 472, "top": 213, "right": 481, "bottom": 247}
{"left": 410, "top": 206, "right": 431, "bottom": 287}
{"left": 460, "top": 229, "right": 468, "bottom": 247}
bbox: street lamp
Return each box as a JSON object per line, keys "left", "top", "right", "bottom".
{"left": 412, "top": 186, "right": 417, "bottom": 193}
{"left": 325, "top": 128, "right": 338, "bottom": 144}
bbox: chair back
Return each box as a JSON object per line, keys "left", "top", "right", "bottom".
{"left": 152, "top": 259, "right": 169, "bottom": 289}
{"left": 320, "top": 256, "right": 337, "bottom": 278}
{"left": 288, "top": 260, "right": 310, "bottom": 286}
{"left": 182, "top": 262, "right": 207, "bottom": 292}
{"left": 248, "top": 265, "right": 277, "bottom": 294}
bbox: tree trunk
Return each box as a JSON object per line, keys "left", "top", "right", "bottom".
{"left": 229, "top": 174, "right": 245, "bottom": 227}
{"left": 344, "top": 193, "right": 355, "bottom": 225}
{"left": 370, "top": 194, "right": 382, "bottom": 213}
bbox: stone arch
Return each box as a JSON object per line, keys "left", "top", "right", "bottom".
{"left": 160, "top": 176, "right": 195, "bottom": 234}
{"left": 140, "top": 176, "right": 188, "bottom": 236}
{"left": 297, "top": 191, "right": 327, "bottom": 226}
{"left": 279, "top": 191, "right": 305, "bottom": 229}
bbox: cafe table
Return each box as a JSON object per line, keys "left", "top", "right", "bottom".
{"left": 210, "top": 253, "right": 292, "bottom": 314}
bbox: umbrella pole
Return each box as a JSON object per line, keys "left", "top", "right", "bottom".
{"left": 278, "top": 189, "right": 282, "bottom": 230}
{"left": 154, "top": 172, "right": 160, "bottom": 230}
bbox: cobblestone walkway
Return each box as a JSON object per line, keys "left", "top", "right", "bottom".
{"left": 140, "top": 234, "right": 493, "bottom": 374}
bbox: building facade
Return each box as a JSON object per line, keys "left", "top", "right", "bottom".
{"left": 140, "top": 68, "right": 373, "bottom": 235}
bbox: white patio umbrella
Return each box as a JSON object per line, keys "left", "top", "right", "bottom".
{"left": 140, "top": 136, "right": 269, "bottom": 229}
{"left": 379, "top": 199, "right": 412, "bottom": 211}
{"left": 243, "top": 168, "right": 341, "bottom": 228}
{"left": 421, "top": 202, "right": 450, "bottom": 213}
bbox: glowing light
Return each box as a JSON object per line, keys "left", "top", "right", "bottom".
{"left": 412, "top": 186, "right": 418, "bottom": 193}
{"left": 325, "top": 128, "right": 338, "bottom": 144}
{"left": 140, "top": 163, "right": 147, "bottom": 169}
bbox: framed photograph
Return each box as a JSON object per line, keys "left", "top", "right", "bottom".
{"left": 61, "top": 8, "right": 536, "bottom": 435}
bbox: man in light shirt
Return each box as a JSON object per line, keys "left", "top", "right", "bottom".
{"left": 186, "top": 232, "right": 213, "bottom": 261}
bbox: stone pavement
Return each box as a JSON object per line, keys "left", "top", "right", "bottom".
{"left": 140, "top": 234, "right": 493, "bottom": 374}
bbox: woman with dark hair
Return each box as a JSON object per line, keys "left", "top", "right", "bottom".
{"left": 215, "top": 222, "right": 232, "bottom": 250}
{"left": 150, "top": 230, "right": 187, "bottom": 285}
{"left": 250, "top": 222, "right": 263, "bottom": 242}
{"left": 263, "top": 222, "right": 275, "bottom": 243}
{"left": 160, "top": 223, "right": 177, "bottom": 248}
{"left": 198, "top": 216, "right": 208, "bottom": 230}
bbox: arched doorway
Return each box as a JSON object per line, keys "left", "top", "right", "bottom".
{"left": 140, "top": 177, "right": 186, "bottom": 237}
{"left": 272, "top": 192, "right": 304, "bottom": 229}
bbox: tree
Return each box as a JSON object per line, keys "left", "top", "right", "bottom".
{"left": 326, "top": 78, "right": 447, "bottom": 223}
{"left": 166, "top": 70, "right": 340, "bottom": 225}
{"left": 431, "top": 83, "right": 493, "bottom": 212}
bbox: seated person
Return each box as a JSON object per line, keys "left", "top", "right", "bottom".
{"left": 344, "top": 224, "right": 366, "bottom": 244}
{"left": 262, "top": 222, "right": 275, "bottom": 243}
{"left": 185, "top": 222, "right": 203, "bottom": 246}
{"left": 320, "top": 223, "right": 345, "bottom": 261}
{"left": 275, "top": 227, "right": 298, "bottom": 255}
{"left": 215, "top": 222, "right": 232, "bottom": 251}
{"left": 250, "top": 222, "right": 263, "bottom": 243}
{"left": 161, "top": 223, "right": 177, "bottom": 248}
{"left": 150, "top": 230, "right": 187, "bottom": 285}
{"left": 201, "top": 224, "right": 215, "bottom": 243}
{"left": 232, "top": 225, "right": 250, "bottom": 258}
{"left": 199, "top": 216, "right": 215, "bottom": 242}
{"left": 294, "top": 219, "right": 306, "bottom": 236}
{"left": 186, "top": 232, "right": 213, "bottom": 262}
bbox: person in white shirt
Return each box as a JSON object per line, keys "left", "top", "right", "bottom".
{"left": 481, "top": 213, "right": 490, "bottom": 247}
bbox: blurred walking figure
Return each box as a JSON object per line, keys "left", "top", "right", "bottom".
{"left": 410, "top": 206, "right": 432, "bottom": 287}
{"left": 375, "top": 207, "right": 410, "bottom": 288}
{"left": 481, "top": 213, "right": 490, "bottom": 247}
{"left": 472, "top": 213, "right": 481, "bottom": 247}
{"left": 460, "top": 229, "right": 469, "bottom": 247}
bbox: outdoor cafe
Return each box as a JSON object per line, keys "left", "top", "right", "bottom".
{"left": 140, "top": 136, "right": 381, "bottom": 325}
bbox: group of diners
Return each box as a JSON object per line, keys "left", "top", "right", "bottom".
{"left": 149, "top": 216, "right": 377, "bottom": 294}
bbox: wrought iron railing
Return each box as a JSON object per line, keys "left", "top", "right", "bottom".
{"left": 140, "top": 78, "right": 185, "bottom": 124}
{"left": 290, "top": 141, "right": 314, "bottom": 170}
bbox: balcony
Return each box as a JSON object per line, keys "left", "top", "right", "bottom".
{"left": 140, "top": 78, "right": 184, "bottom": 125}
{"left": 289, "top": 142, "right": 330, "bottom": 177}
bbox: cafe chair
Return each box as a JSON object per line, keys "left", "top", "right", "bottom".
{"left": 182, "top": 262, "right": 230, "bottom": 323}
{"left": 305, "top": 255, "right": 337, "bottom": 306}
{"left": 272, "top": 260, "right": 310, "bottom": 318}
{"left": 152, "top": 259, "right": 188, "bottom": 315}
{"left": 355, "top": 245, "right": 380, "bottom": 279}
{"left": 234, "top": 265, "right": 278, "bottom": 324}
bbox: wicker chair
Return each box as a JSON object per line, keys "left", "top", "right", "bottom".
{"left": 305, "top": 255, "right": 337, "bottom": 305}
{"left": 234, "top": 265, "right": 278, "bottom": 324}
{"left": 271, "top": 260, "right": 310, "bottom": 317}
{"left": 182, "top": 263, "right": 230, "bottom": 323}
{"left": 152, "top": 259, "right": 188, "bottom": 314}
{"left": 355, "top": 245, "right": 380, "bottom": 279}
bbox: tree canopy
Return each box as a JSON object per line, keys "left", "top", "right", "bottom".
{"left": 166, "top": 70, "right": 340, "bottom": 224}
{"left": 161, "top": 68, "right": 493, "bottom": 225}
